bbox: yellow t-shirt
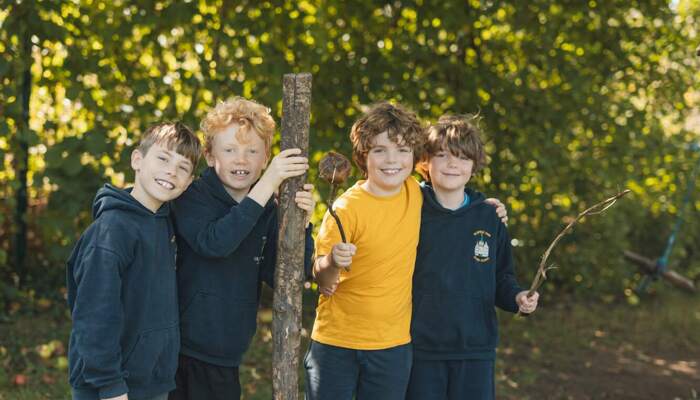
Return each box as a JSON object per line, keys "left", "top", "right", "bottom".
{"left": 312, "top": 177, "right": 423, "bottom": 350}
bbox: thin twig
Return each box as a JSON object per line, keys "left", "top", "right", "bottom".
{"left": 526, "top": 189, "right": 632, "bottom": 297}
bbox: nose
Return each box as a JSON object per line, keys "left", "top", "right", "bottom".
{"left": 447, "top": 154, "right": 457, "bottom": 166}
{"left": 386, "top": 148, "right": 398, "bottom": 163}
{"left": 165, "top": 160, "right": 178, "bottom": 176}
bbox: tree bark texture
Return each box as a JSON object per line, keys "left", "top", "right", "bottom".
{"left": 272, "top": 73, "right": 312, "bottom": 400}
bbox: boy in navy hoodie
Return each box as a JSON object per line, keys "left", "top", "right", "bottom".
{"left": 67, "top": 122, "right": 201, "bottom": 400}
{"left": 168, "top": 97, "right": 315, "bottom": 400}
{"left": 406, "top": 115, "right": 539, "bottom": 400}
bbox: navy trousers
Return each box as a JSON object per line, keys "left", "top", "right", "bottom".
{"left": 406, "top": 358, "right": 495, "bottom": 400}
{"left": 168, "top": 354, "right": 240, "bottom": 400}
{"left": 304, "top": 340, "right": 412, "bottom": 400}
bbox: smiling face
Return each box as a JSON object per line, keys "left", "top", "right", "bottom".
{"left": 205, "top": 123, "right": 268, "bottom": 201}
{"left": 425, "top": 149, "right": 474, "bottom": 195}
{"left": 131, "top": 142, "right": 195, "bottom": 212}
{"left": 362, "top": 131, "right": 414, "bottom": 197}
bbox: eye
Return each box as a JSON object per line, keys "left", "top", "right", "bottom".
{"left": 249, "top": 149, "right": 258, "bottom": 154}
{"left": 158, "top": 156, "right": 168, "bottom": 162}
{"left": 399, "top": 147, "right": 412, "bottom": 153}
{"left": 371, "top": 148, "right": 384, "bottom": 153}
{"left": 179, "top": 165, "right": 190, "bottom": 173}
{"left": 224, "top": 148, "right": 233, "bottom": 153}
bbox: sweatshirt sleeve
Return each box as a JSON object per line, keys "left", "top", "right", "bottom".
{"left": 259, "top": 213, "right": 278, "bottom": 288}
{"left": 173, "top": 191, "right": 265, "bottom": 259}
{"left": 70, "top": 245, "right": 129, "bottom": 398}
{"left": 494, "top": 225, "right": 523, "bottom": 313}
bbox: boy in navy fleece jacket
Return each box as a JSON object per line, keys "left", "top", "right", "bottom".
{"left": 67, "top": 122, "right": 201, "bottom": 400}
{"left": 406, "top": 115, "right": 539, "bottom": 400}
{"left": 168, "top": 97, "right": 315, "bottom": 400}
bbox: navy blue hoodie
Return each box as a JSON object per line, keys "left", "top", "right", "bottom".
{"left": 172, "top": 167, "right": 314, "bottom": 367}
{"left": 67, "top": 185, "right": 179, "bottom": 400}
{"left": 411, "top": 184, "right": 523, "bottom": 360}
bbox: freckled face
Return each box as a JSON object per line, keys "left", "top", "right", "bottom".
{"left": 206, "top": 123, "right": 268, "bottom": 201}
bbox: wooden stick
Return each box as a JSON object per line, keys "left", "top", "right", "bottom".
{"left": 272, "top": 73, "right": 311, "bottom": 400}
{"left": 525, "top": 190, "right": 632, "bottom": 296}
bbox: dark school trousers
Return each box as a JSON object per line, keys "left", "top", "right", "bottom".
{"left": 168, "top": 354, "right": 241, "bottom": 400}
{"left": 142, "top": 395, "right": 169, "bottom": 400}
{"left": 303, "top": 340, "right": 412, "bottom": 400}
{"left": 406, "top": 358, "right": 495, "bottom": 400}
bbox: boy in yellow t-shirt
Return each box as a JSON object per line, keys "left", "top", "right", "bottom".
{"left": 306, "top": 103, "right": 507, "bottom": 399}
{"left": 306, "top": 102, "right": 425, "bottom": 399}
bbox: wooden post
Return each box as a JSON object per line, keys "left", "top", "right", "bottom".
{"left": 273, "top": 73, "right": 312, "bottom": 399}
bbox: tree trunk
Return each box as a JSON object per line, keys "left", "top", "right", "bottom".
{"left": 14, "top": 35, "right": 31, "bottom": 283}
{"left": 272, "top": 73, "right": 312, "bottom": 400}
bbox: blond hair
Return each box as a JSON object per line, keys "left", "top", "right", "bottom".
{"left": 200, "top": 97, "right": 276, "bottom": 157}
{"left": 349, "top": 102, "right": 426, "bottom": 175}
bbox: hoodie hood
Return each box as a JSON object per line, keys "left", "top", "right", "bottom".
{"left": 200, "top": 167, "right": 275, "bottom": 210}
{"left": 92, "top": 184, "right": 170, "bottom": 220}
{"left": 420, "top": 182, "right": 486, "bottom": 215}
{"left": 200, "top": 167, "right": 238, "bottom": 206}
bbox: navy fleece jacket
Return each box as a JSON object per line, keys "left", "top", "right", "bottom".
{"left": 67, "top": 184, "right": 179, "bottom": 400}
{"left": 172, "top": 167, "right": 314, "bottom": 367}
{"left": 411, "top": 184, "right": 523, "bottom": 360}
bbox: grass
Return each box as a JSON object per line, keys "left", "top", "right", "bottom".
{"left": 1, "top": 288, "right": 698, "bottom": 399}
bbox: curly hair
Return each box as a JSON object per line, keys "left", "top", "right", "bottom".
{"left": 137, "top": 121, "right": 201, "bottom": 170}
{"left": 200, "top": 97, "right": 276, "bottom": 157}
{"left": 416, "top": 114, "right": 487, "bottom": 181}
{"left": 349, "top": 102, "right": 426, "bottom": 175}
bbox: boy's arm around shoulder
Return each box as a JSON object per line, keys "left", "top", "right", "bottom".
{"left": 173, "top": 186, "right": 266, "bottom": 259}
{"left": 494, "top": 222, "right": 523, "bottom": 313}
{"left": 69, "top": 227, "right": 132, "bottom": 398}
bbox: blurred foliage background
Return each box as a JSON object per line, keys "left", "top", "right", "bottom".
{"left": 1, "top": 0, "right": 700, "bottom": 315}
{"left": 2, "top": 0, "right": 700, "bottom": 398}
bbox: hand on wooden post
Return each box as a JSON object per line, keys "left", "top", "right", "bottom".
{"left": 294, "top": 183, "right": 315, "bottom": 226}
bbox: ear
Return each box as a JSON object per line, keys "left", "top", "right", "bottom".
{"left": 204, "top": 150, "right": 215, "bottom": 167}
{"left": 417, "top": 160, "right": 429, "bottom": 172}
{"left": 131, "top": 149, "right": 144, "bottom": 172}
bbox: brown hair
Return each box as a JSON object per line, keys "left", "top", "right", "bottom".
{"left": 137, "top": 121, "right": 201, "bottom": 171}
{"left": 416, "top": 114, "right": 487, "bottom": 181}
{"left": 349, "top": 102, "right": 425, "bottom": 175}
{"left": 200, "top": 97, "right": 276, "bottom": 158}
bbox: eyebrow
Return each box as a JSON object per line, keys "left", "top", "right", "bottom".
{"left": 160, "top": 149, "right": 193, "bottom": 167}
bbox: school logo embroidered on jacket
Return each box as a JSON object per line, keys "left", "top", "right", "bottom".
{"left": 473, "top": 230, "right": 491, "bottom": 263}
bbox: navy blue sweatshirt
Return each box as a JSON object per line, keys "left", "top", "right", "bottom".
{"left": 411, "top": 184, "right": 523, "bottom": 360}
{"left": 67, "top": 185, "right": 179, "bottom": 400}
{"left": 172, "top": 167, "right": 314, "bottom": 367}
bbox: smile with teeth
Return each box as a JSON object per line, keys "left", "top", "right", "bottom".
{"left": 155, "top": 179, "right": 175, "bottom": 190}
{"left": 232, "top": 170, "right": 250, "bottom": 176}
{"left": 380, "top": 168, "right": 402, "bottom": 175}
